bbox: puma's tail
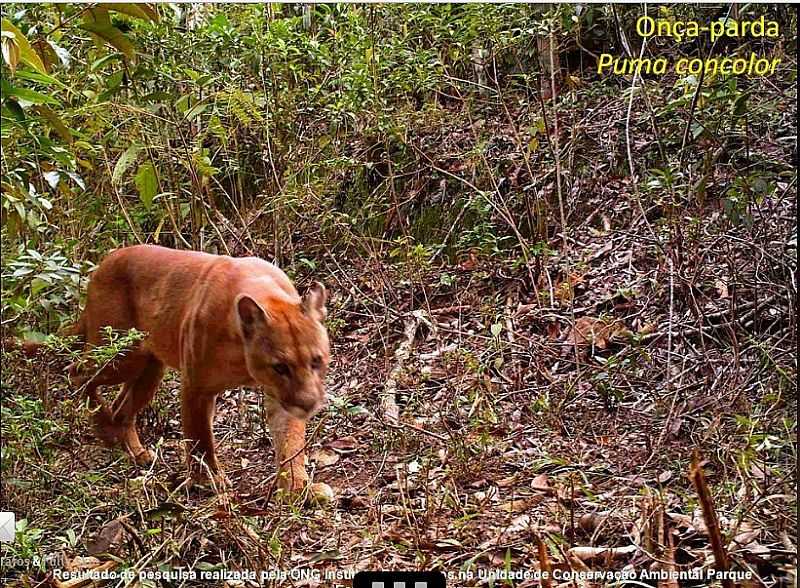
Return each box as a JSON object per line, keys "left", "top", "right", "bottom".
{"left": 11, "top": 314, "right": 112, "bottom": 424}
{"left": 18, "top": 313, "right": 86, "bottom": 357}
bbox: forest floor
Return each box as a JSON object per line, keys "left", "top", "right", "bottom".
{"left": 2, "top": 85, "right": 797, "bottom": 587}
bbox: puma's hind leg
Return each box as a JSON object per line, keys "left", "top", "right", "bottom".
{"left": 110, "top": 357, "right": 165, "bottom": 465}
{"left": 71, "top": 281, "right": 144, "bottom": 441}
{"left": 70, "top": 349, "right": 151, "bottom": 452}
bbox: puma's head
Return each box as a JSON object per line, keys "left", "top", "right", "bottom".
{"left": 235, "top": 282, "right": 329, "bottom": 420}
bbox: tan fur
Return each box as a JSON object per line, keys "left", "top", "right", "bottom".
{"left": 66, "top": 245, "right": 329, "bottom": 493}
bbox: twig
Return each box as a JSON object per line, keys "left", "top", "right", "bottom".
{"left": 382, "top": 311, "right": 424, "bottom": 424}
{"left": 623, "top": 35, "right": 661, "bottom": 249}
{"left": 643, "top": 257, "right": 676, "bottom": 469}
{"left": 690, "top": 450, "right": 734, "bottom": 588}
{"left": 535, "top": 535, "right": 553, "bottom": 588}
{"left": 547, "top": 20, "right": 567, "bottom": 251}
{"left": 679, "top": 4, "right": 733, "bottom": 166}
{"left": 102, "top": 148, "right": 143, "bottom": 244}
{"left": 381, "top": 418, "right": 448, "bottom": 443}
{"left": 117, "top": 516, "right": 147, "bottom": 554}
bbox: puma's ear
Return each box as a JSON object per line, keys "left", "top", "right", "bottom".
{"left": 236, "top": 295, "right": 269, "bottom": 340}
{"left": 302, "top": 281, "right": 327, "bottom": 321}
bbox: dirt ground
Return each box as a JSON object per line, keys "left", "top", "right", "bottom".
{"left": 2, "top": 184, "right": 796, "bottom": 587}
{"left": 1, "top": 51, "right": 797, "bottom": 587}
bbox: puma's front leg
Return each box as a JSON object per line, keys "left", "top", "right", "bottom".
{"left": 266, "top": 402, "right": 309, "bottom": 491}
{"left": 181, "top": 385, "right": 227, "bottom": 489}
{"left": 266, "top": 400, "right": 332, "bottom": 502}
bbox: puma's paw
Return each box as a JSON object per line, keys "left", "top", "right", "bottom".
{"left": 132, "top": 448, "right": 155, "bottom": 466}
{"left": 212, "top": 471, "right": 232, "bottom": 492}
{"left": 275, "top": 481, "right": 333, "bottom": 506}
{"left": 276, "top": 469, "right": 309, "bottom": 494}
{"left": 307, "top": 482, "right": 335, "bottom": 505}
{"left": 93, "top": 412, "right": 125, "bottom": 445}
{"left": 186, "top": 464, "right": 230, "bottom": 494}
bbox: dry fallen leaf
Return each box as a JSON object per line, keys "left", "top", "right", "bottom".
{"left": 328, "top": 436, "right": 359, "bottom": 454}
{"left": 578, "top": 512, "right": 607, "bottom": 532}
{"left": 732, "top": 529, "right": 760, "bottom": 547}
{"left": 498, "top": 498, "right": 530, "bottom": 514}
{"left": 310, "top": 448, "right": 340, "bottom": 467}
{"left": 563, "top": 317, "right": 630, "bottom": 349}
{"left": 657, "top": 470, "right": 673, "bottom": 484}
{"left": 507, "top": 514, "right": 532, "bottom": 533}
{"left": 588, "top": 240, "right": 614, "bottom": 261}
{"left": 637, "top": 322, "right": 656, "bottom": 336}
{"left": 531, "top": 473, "right": 552, "bottom": 493}
{"left": 554, "top": 272, "right": 584, "bottom": 303}
{"left": 63, "top": 556, "right": 102, "bottom": 572}
{"left": 496, "top": 474, "right": 517, "bottom": 488}
{"left": 87, "top": 518, "right": 125, "bottom": 555}
{"left": 459, "top": 251, "right": 479, "bottom": 270}
{"left": 309, "top": 482, "right": 336, "bottom": 505}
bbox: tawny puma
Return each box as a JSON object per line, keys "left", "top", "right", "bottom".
{"left": 61, "top": 244, "right": 331, "bottom": 498}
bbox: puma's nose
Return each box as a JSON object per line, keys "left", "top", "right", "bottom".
{"left": 298, "top": 394, "right": 322, "bottom": 414}
{"left": 285, "top": 405, "right": 312, "bottom": 420}
{"left": 283, "top": 394, "right": 322, "bottom": 420}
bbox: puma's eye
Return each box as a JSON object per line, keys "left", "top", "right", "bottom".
{"left": 272, "top": 363, "right": 291, "bottom": 377}
{"left": 310, "top": 355, "right": 322, "bottom": 370}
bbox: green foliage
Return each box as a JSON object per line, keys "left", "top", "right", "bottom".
{"left": 5, "top": 519, "right": 46, "bottom": 564}
{"left": 85, "top": 326, "right": 146, "bottom": 366}
{"left": 134, "top": 162, "right": 158, "bottom": 209}
{"left": 2, "top": 18, "right": 47, "bottom": 75}
{"left": 0, "top": 3, "right": 796, "bottom": 328}
{"left": 1, "top": 245, "right": 88, "bottom": 330}
{"left": 1, "top": 395, "right": 64, "bottom": 467}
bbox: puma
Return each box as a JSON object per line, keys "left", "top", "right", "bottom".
{"left": 59, "top": 244, "right": 331, "bottom": 498}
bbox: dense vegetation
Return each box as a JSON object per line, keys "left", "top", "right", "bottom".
{"left": 1, "top": 3, "right": 796, "bottom": 586}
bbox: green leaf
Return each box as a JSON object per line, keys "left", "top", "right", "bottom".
{"left": 208, "top": 115, "right": 228, "bottom": 146}
{"left": 84, "top": 6, "right": 112, "bottom": 27}
{"left": 174, "top": 94, "right": 191, "bottom": 113}
{"left": 34, "top": 105, "right": 72, "bottom": 143}
{"left": 80, "top": 22, "right": 135, "bottom": 60}
{"left": 2, "top": 82, "right": 60, "bottom": 106}
{"left": 134, "top": 163, "right": 157, "bottom": 209}
{"left": 732, "top": 92, "right": 750, "bottom": 117}
{"left": 112, "top": 144, "right": 142, "bottom": 184}
{"left": 106, "top": 70, "right": 124, "bottom": 91}
{"left": 184, "top": 100, "right": 208, "bottom": 121}
{"left": 90, "top": 52, "right": 123, "bottom": 72}
{"left": 2, "top": 99, "right": 26, "bottom": 121}
{"left": 15, "top": 69, "right": 69, "bottom": 91}
{"left": 1, "top": 19, "right": 47, "bottom": 75}
{"left": 100, "top": 3, "right": 160, "bottom": 22}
